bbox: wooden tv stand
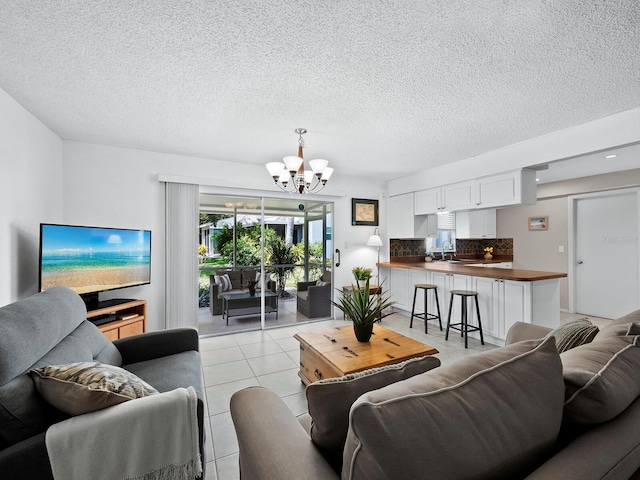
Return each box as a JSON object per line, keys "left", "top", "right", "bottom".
{"left": 86, "top": 299, "right": 147, "bottom": 341}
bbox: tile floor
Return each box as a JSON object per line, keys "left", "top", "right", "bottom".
{"left": 198, "top": 311, "right": 610, "bottom": 479}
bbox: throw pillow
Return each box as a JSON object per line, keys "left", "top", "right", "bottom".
{"left": 549, "top": 318, "right": 599, "bottom": 353}
{"left": 214, "top": 274, "right": 232, "bottom": 292}
{"left": 306, "top": 355, "right": 441, "bottom": 471}
{"left": 342, "top": 337, "right": 565, "bottom": 480}
{"left": 31, "top": 362, "right": 158, "bottom": 416}
{"left": 316, "top": 280, "right": 329, "bottom": 286}
{"left": 255, "top": 272, "right": 271, "bottom": 288}
{"left": 562, "top": 335, "right": 640, "bottom": 424}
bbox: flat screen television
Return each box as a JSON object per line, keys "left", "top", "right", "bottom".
{"left": 39, "top": 223, "right": 151, "bottom": 310}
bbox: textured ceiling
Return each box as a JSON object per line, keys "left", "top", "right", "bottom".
{"left": 1, "top": 1, "right": 639, "bottom": 182}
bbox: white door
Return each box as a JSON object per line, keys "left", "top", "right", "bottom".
{"left": 574, "top": 191, "right": 639, "bottom": 318}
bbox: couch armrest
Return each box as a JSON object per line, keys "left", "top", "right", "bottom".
{"left": 114, "top": 327, "right": 199, "bottom": 364}
{"left": 297, "top": 281, "right": 316, "bottom": 293}
{"left": 230, "top": 387, "right": 339, "bottom": 480}
{"left": 0, "top": 433, "right": 53, "bottom": 480}
{"left": 505, "top": 322, "right": 552, "bottom": 345}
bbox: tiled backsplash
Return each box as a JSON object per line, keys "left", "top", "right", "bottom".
{"left": 455, "top": 238, "right": 513, "bottom": 256}
{"left": 390, "top": 239, "right": 426, "bottom": 258}
{"left": 390, "top": 238, "right": 514, "bottom": 258}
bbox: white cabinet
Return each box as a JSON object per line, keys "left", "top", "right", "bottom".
{"left": 388, "top": 193, "right": 414, "bottom": 238}
{"left": 455, "top": 209, "right": 497, "bottom": 239}
{"left": 414, "top": 188, "right": 442, "bottom": 215}
{"left": 472, "top": 277, "right": 501, "bottom": 339}
{"left": 475, "top": 169, "right": 537, "bottom": 209}
{"left": 411, "top": 169, "right": 537, "bottom": 216}
{"left": 442, "top": 181, "right": 475, "bottom": 211}
{"left": 389, "top": 268, "right": 410, "bottom": 311}
{"left": 430, "top": 272, "right": 473, "bottom": 323}
{"left": 414, "top": 214, "right": 437, "bottom": 238}
{"left": 472, "top": 277, "right": 532, "bottom": 344}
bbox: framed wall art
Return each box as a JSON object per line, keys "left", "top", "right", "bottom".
{"left": 528, "top": 216, "right": 548, "bottom": 231}
{"left": 352, "top": 198, "right": 379, "bottom": 226}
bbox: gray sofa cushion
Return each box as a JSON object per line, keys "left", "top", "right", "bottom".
{"left": 342, "top": 337, "right": 564, "bottom": 480}
{"left": 306, "top": 355, "right": 441, "bottom": 471}
{"left": 594, "top": 309, "right": 640, "bottom": 341}
{"left": 123, "top": 350, "right": 204, "bottom": 399}
{"left": 562, "top": 335, "right": 640, "bottom": 424}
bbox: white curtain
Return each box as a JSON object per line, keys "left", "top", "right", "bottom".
{"left": 165, "top": 182, "right": 199, "bottom": 329}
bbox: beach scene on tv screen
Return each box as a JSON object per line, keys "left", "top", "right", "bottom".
{"left": 41, "top": 226, "right": 151, "bottom": 294}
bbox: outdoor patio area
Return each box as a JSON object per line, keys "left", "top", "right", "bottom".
{"left": 198, "top": 288, "right": 332, "bottom": 336}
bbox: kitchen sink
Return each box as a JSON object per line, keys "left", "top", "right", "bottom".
{"left": 446, "top": 259, "right": 478, "bottom": 263}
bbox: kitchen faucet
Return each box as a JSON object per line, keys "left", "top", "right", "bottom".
{"left": 442, "top": 242, "right": 452, "bottom": 261}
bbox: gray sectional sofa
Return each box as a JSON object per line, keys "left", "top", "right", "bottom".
{"left": 0, "top": 287, "right": 205, "bottom": 479}
{"left": 231, "top": 310, "right": 640, "bottom": 479}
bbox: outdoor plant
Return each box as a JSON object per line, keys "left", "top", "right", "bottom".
{"left": 352, "top": 266, "right": 373, "bottom": 280}
{"left": 268, "top": 237, "right": 296, "bottom": 297}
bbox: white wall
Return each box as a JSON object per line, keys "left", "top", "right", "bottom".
{"left": 63, "top": 141, "right": 383, "bottom": 330}
{"left": 0, "top": 87, "right": 63, "bottom": 305}
{"left": 388, "top": 107, "right": 640, "bottom": 195}
{"left": 497, "top": 167, "right": 640, "bottom": 311}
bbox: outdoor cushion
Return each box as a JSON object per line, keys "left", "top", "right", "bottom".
{"left": 214, "top": 274, "right": 232, "bottom": 292}
{"left": 227, "top": 270, "right": 242, "bottom": 289}
{"left": 549, "top": 318, "right": 598, "bottom": 353}
{"left": 562, "top": 335, "right": 640, "bottom": 424}
{"left": 306, "top": 355, "right": 440, "bottom": 471}
{"left": 342, "top": 336, "right": 564, "bottom": 480}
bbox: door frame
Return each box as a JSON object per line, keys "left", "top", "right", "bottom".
{"left": 567, "top": 187, "right": 640, "bottom": 314}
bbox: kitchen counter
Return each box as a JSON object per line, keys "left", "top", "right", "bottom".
{"left": 377, "top": 261, "right": 567, "bottom": 281}
{"left": 379, "top": 260, "right": 565, "bottom": 343}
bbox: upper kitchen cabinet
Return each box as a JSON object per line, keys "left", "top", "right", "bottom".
{"left": 414, "top": 188, "right": 441, "bottom": 215}
{"left": 475, "top": 169, "right": 537, "bottom": 209}
{"left": 413, "top": 169, "right": 537, "bottom": 214}
{"left": 388, "top": 192, "right": 415, "bottom": 238}
{"left": 456, "top": 209, "right": 497, "bottom": 239}
{"left": 442, "top": 181, "right": 475, "bottom": 211}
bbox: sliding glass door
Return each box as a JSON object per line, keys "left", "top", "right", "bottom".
{"left": 198, "top": 193, "right": 333, "bottom": 335}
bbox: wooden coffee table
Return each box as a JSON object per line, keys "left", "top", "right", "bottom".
{"left": 294, "top": 324, "right": 438, "bottom": 385}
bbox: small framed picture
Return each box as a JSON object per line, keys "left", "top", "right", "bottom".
{"left": 528, "top": 216, "right": 548, "bottom": 231}
{"left": 352, "top": 198, "right": 379, "bottom": 226}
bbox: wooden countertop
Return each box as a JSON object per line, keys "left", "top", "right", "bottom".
{"left": 378, "top": 261, "right": 567, "bottom": 281}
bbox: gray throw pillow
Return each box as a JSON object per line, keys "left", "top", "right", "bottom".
{"left": 549, "top": 318, "right": 598, "bottom": 353}
{"left": 306, "top": 355, "right": 440, "bottom": 471}
{"left": 562, "top": 335, "right": 640, "bottom": 424}
{"left": 343, "top": 337, "right": 564, "bottom": 480}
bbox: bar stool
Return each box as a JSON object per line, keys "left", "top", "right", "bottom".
{"left": 445, "top": 290, "right": 484, "bottom": 349}
{"left": 409, "top": 284, "right": 442, "bottom": 334}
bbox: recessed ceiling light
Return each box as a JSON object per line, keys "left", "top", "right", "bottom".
{"left": 605, "top": 154, "right": 617, "bottom": 159}
{"left": 536, "top": 178, "right": 540, "bottom": 182}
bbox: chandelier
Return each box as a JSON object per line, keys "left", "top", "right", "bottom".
{"left": 265, "top": 128, "right": 334, "bottom": 194}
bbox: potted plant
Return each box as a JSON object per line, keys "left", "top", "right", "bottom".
{"left": 245, "top": 278, "right": 258, "bottom": 297}
{"left": 331, "top": 274, "right": 395, "bottom": 342}
{"left": 352, "top": 266, "right": 373, "bottom": 289}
